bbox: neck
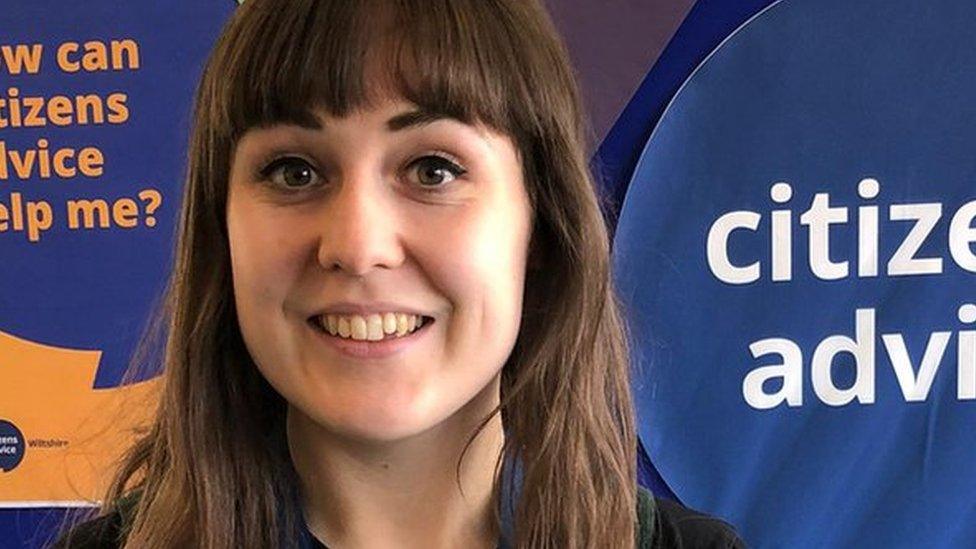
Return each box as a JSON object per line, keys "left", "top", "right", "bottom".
{"left": 288, "top": 380, "right": 504, "bottom": 549}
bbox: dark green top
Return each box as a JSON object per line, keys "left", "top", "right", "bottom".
{"left": 52, "top": 487, "right": 745, "bottom": 548}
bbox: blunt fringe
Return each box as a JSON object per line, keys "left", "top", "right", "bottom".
{"left": 66, "top": 1, "right": 638, "bottom": 547}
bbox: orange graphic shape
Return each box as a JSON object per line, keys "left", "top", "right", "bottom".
{"left": 0, "top": 329, "right": 160, "bottom": 504}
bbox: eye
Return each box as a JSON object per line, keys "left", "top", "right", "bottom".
{"left": 260, "top": 156, "right": 322, "bottom": 190}
{"left": 406, "top": 155, "right": 467, "bottom": 189}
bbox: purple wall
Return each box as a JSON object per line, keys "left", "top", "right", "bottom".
{"left": 546, "top": 0, "right": 696, "bottom": 146}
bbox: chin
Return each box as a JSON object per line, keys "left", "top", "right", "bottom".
{"left": 343, "top": 422, "right": 432, "bottom": 443}
{"left": 324, "top": 408, "right": 449, "bottom": 444}
{"left": 288, "top": 371, "right": 501, "bottom": 445}
{"left": 311, "top": 391, "right": 451, "bottom": 443}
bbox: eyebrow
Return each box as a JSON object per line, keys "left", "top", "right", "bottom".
{"left": 271, "top": 107, "right": 468, "bottom": 133}
{"left": 386, "top": 109, "right": 464, "bottom": 131}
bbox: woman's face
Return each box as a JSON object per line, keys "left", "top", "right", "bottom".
{"left": 226, "top": 98, "right": 532, "bottom": 442}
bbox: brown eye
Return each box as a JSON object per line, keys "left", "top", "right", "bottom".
{"left": 408, "top": 155, "right": 466, "bottom": 188}
{"left": 261, "top": 157, "right": 321, "bottom": 189}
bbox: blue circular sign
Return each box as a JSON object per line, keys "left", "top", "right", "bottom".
{"left": 614, "top": 0, "right": 976, "bottom": 546}
{"left": 0, "top": 420, "right": 26, "bottom": 473}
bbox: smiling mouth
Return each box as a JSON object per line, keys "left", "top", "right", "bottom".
{"left": 308, "top": 313, "right": 434, "bottom": 342}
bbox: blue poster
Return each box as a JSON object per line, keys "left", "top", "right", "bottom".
{"left": 0, "top": 2, "right": 230, "bottom": 547}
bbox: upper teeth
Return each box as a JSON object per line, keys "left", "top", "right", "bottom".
{"left": 318, "top": 313, "right": 425, "bottom": 341}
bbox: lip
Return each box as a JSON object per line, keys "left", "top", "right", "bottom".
{"left": 312, "top": 301, "right": 433, "bottom": 317}
{"left": 306, "top": 315, "right": 434, "bottom": 359}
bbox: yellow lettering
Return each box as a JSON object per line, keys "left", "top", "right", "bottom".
{"left": 22, "top": 97, "right": 45, "bottom": 127}
{"left": 81, "top": 41, "right": 108, "bottom": 72}
{"left": 113, "top": 199, "right": 139, "bottom": 228}
{"left": 47, "top": 96, "right": 74, "bottom": 126}
{"left": 110, "top": 39, "right": 140, "bottom": 70}
{"left": 53, "top": 149, "right": 76, "bottom": 178}
{"left": 67, "top": 199, "right": 110, "bottom": 229}
{"left": 26, "top": 201, "right": 52, "bottom": 242}
{"left": 1, "top": 44, "right": 42, "bottom": 75}
{"left": 74, "top": 94, "right": 105, "bottom": 125}
{"left": 78, "top": 147, "right": 104, "bottom": 177}
{"left": 56, "top": 42, "right": 80, "bottom": 73}
{"left": 10, "top": 192, "right": 23, "bottom": 231}
{"left": 106, "top": 93, "right": 129, "bottom": 123}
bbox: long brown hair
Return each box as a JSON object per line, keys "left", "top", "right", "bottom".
{"left": 88, "top": 1, "right": 638, "bottom": 547}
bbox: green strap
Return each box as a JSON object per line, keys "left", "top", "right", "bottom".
{"left": 636, "top": 487, "right": 657, "bottom": 549}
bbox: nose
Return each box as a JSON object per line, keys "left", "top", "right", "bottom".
{"left": 316, "top": 171, "right": 405, "bottom": 276}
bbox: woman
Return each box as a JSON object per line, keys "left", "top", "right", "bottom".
{"left": 55, "top": 0, "right": 743, "bottom": 547}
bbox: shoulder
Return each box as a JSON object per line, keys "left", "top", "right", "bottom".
{"left": 50, "top": 511, "right": 125, "bottom": 549}
{"left": 637, "top": 488, "right": 747, "bottom": 549}
{"left": 50, "top": 494, "right": 139, "bottom": 549}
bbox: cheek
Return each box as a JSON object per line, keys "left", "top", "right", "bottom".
{"left": 418, "top": 201, "right": 532, "bottom": 347}
{"left": 226, "top": 195, "right": 312, "bottom": 344}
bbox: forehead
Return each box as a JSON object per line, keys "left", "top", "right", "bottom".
{"left": 319, "top": 99, "right": 494, "bottom": 139}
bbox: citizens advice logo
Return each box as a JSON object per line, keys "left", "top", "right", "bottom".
{"left": 0, "top": 419, "right": 25, "bottom": 472}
